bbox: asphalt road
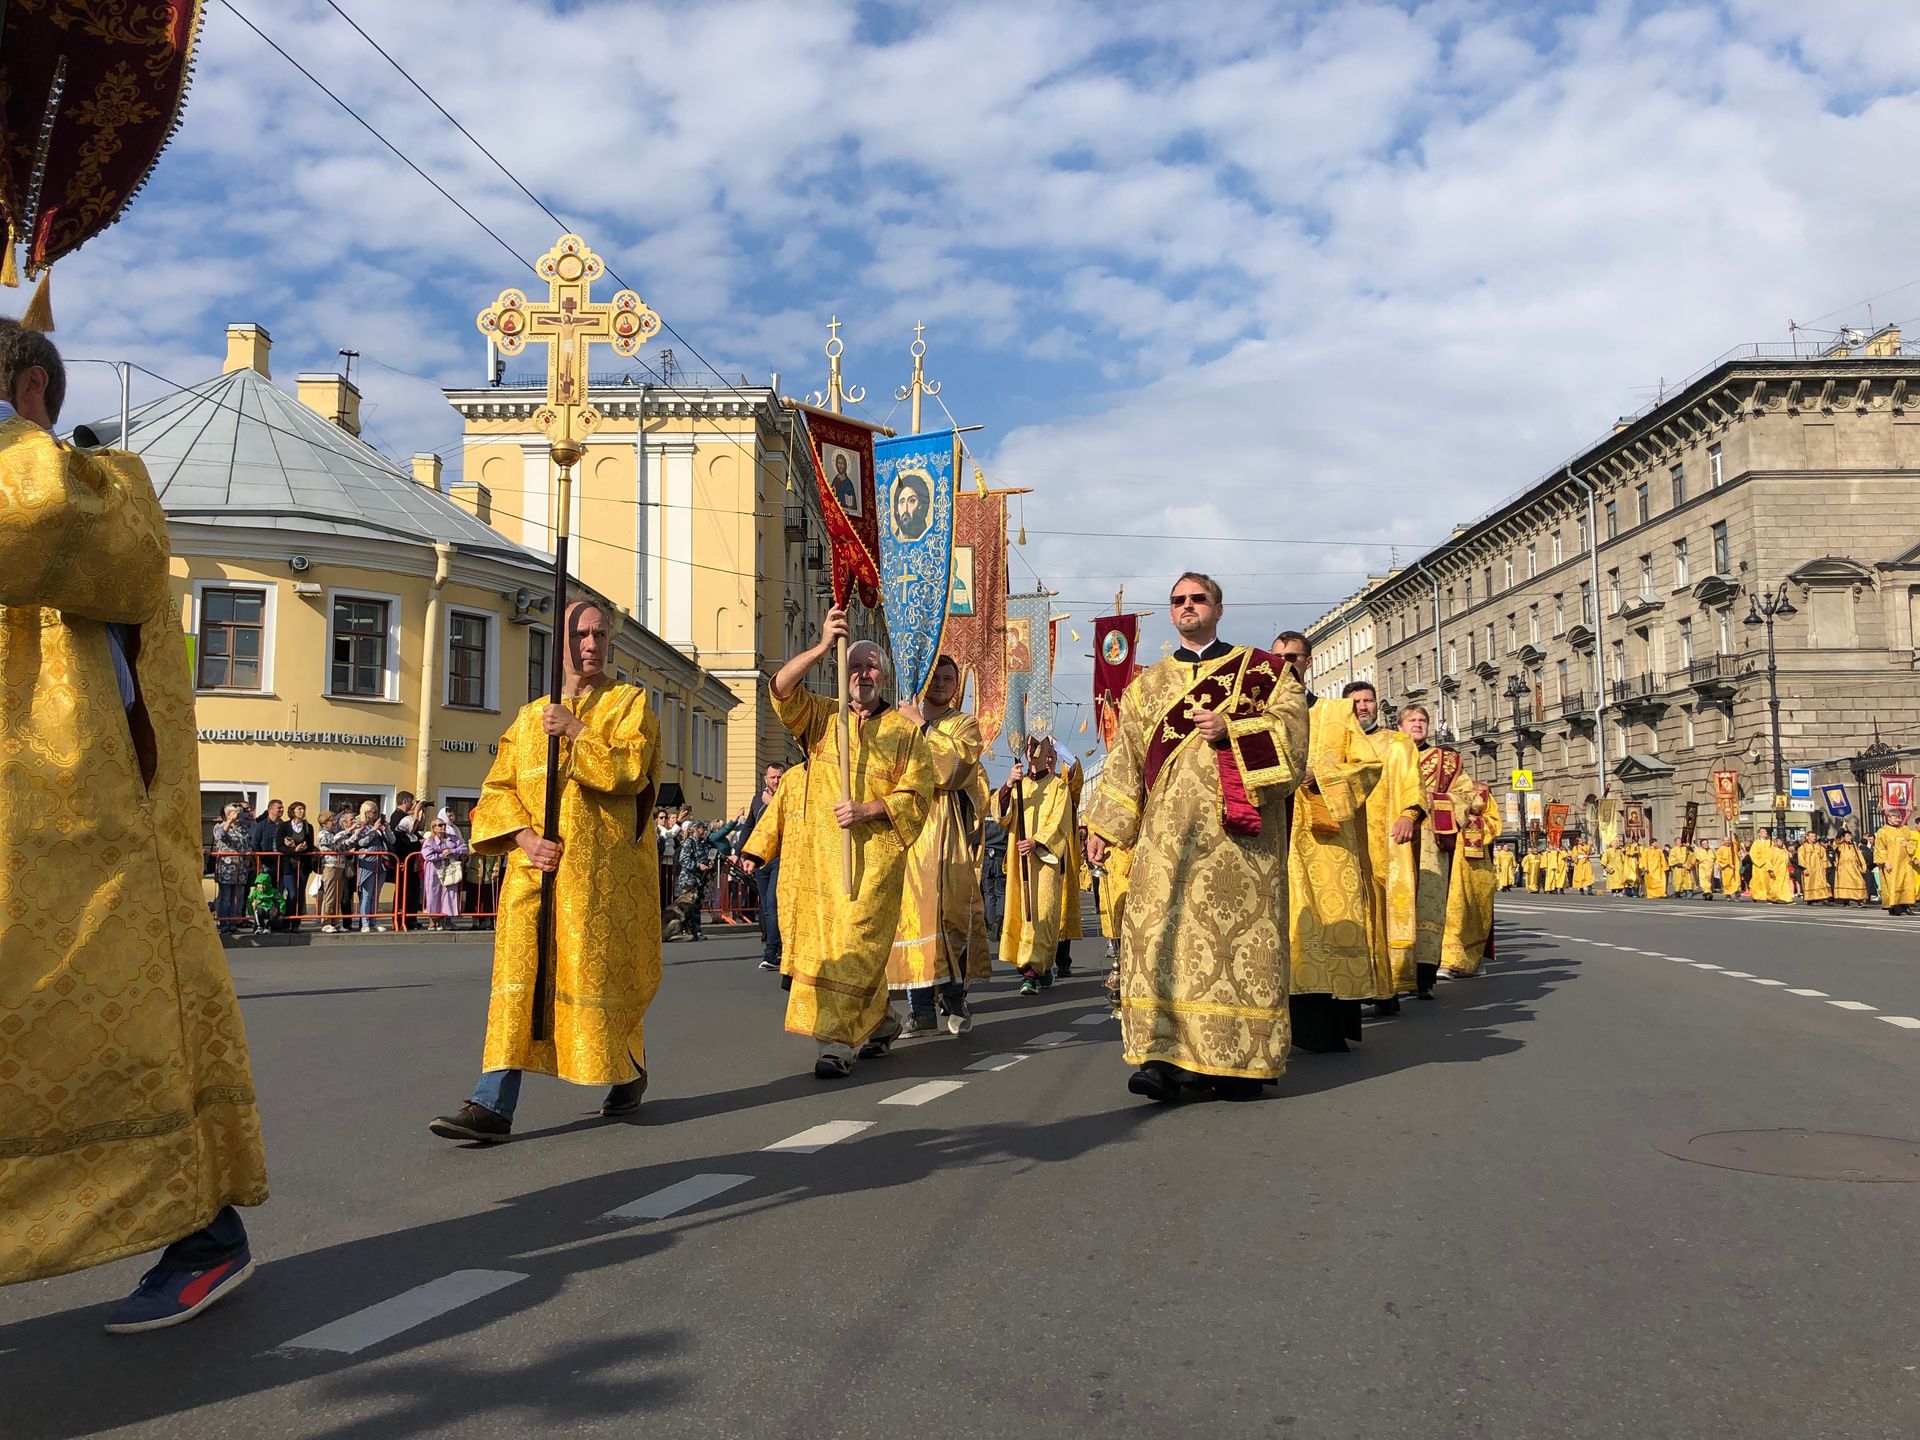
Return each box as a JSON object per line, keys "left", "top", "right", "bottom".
{"left": 4, "top": 896, "right": 1920, "bottom": 1440}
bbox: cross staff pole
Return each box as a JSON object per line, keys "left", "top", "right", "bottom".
{"left": 839, "top": 633, "right": 854, "bottom": 896}
{"left": 532, "top": 454, "right": 576, "bottom": 1040}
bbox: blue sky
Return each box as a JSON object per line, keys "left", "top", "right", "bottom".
{"left": 42, "top": 0, "right": 1920, "bottom": 708}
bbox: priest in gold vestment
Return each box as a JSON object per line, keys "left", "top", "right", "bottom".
{"left": 995, "top": 737, "right": 1075, "bottom": 995}
{"left": 887, "top": 655, "right": 988, "bottom": 1036}
{"left": 1286, "top": 693, "right": 1385, "bottom": 1052}
{"left": 767, "top": 608, "right": 933, "bottom": 1078}
{"left": 1084, "top": 574, "right": 1306, "bottom": 1101}
{"left": 1, "top": 322, "right": 267, "bottom": 1332}
{"left": 1495, "top": 845, "right": 1517, "bottom": 891}
{"left": 1354, "top": 683, "right": 1425, "bottom": 1011}
{"left": 1872, "top": 813, "right": 1918, "bottom": 914}
{"left": 1571, "top": 841, "right": 1595, "bottom": 893}
{"left": 1403, "top": 705, "right": 1473, "bottom": 1000}
{"left": 1441, "top": 782, "right": 1502, "bottom": 977}
{"left": 1748, "top": 828, "right": 1794, "bottom": 904}
{"left": 1833, "top": 830, "right": 1868, "bottom": 903}
{"left": 431, "top": 601, "right": 662, "bottom": 1144}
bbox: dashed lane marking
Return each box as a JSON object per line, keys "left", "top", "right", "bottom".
{"left": 1879, "top": 1016, "right": 1920, "bottom": 1030}
{"left": 1074, "top": 1012, "right": 1114, "bottom": 1026}
{"left": 1692, "top": 963, "right": 1724, "bottom": 970}
{"left": 1024, "top": 1031, "right": 1078, "bottom": 1048}
{"left": 762, "top": 1120, "right": 874, "bottom": 1153}
{"left": 1719, "top": 970, "right": 1756, "bottom": 978}
{"left": 879, "top": 1080, "right": 969, "bottom": 1107}
{"left": 1827, "top": 1000, "right": 1878, "bottom": 1012}
{"left": 1744, "top": 978, "right": 1787, "bottom": 987}
{"left": 277, "top": 1270, "right": 528, "bottom": 1355}
{"left": 1787, "top": 988, "right": 1829, "bottom": 997}
{"left": 964, "top": 1053, "right": 1029, "bottom": 1072}
{"left": 600, "top": 1174, "right": 753, "bottom": 1223}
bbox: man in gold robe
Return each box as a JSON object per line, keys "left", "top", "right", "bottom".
{"left": 1668, "top": 840, "right": 1694, "bottom": 897}
{"left": 1641, "top": 842, "right": 1668, "bottom": 899}
{"left": 1545, "top": 842, "right": 1568, "bottom": 893}
{"left": 1522, "top": 845, "right": 1544, "bottom": 893}
{"left": 1, "top": 320, "right": 268, "bottom": 1330}
{"left": 1798, "top": 834, "right": 1833, "bottom": 903}
{"left": 888, "top": 654, "right": 988, "bottom": 1036}
{"left": 1872, "top": 810, "right": 1919, "bottom": 915}
{"left": 763, "top": 608, "right": 933, "bottom": 1078}
{"left": 1571, "top": 840, "right": 1595, "bottom": 894}
{"left": 1692, "top": 840, "right": 1716, "bottom": 899}
{"left": 996, "top": 736, "right": 1075, "bottom": 995}
{"left": 1049, "top": 742, "right": 1087, "bottom": 975}
{"left": 744, "top": 760, "right": 808, "bottom": 975}
{"left": 1833, "top": 829, "right": 1869, "bottom": 903}
{"left": 1441, "top": 782, "right": 1502, "bottom": 977}
{"left": 1404, "top": 704, "right": 1474, "bottom": 1000}
{"left": 1748, "top": 827, "right": 1794, "bottom": 904}
{"left": 431, "top": 601, "right": 662, "bottom": 1142}
{"left": 1712, "top": 836, "right": 1738, "bottom": 900}
{"left": 1346, "top": 681, "right": 1423, "bottom": 1015}
{"left": 1285, "top": 691, "right": 1384, "bottom": 1052}
{"left": 1088, "top": 839, "right": 1133, "bottom": 1016}
{"left": 1494, "top": 845, "right": 1518, "bottom": 891}
{"left": 1084, "top": 572, "right": 1306, "bottom": 1101}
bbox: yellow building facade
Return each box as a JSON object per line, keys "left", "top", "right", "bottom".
{"left": 92, "top": 323, "right": 737, "bottom": 847}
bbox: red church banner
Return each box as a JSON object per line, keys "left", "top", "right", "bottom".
{"left": 797, "top": 406, "right": 880, "bottom": 610}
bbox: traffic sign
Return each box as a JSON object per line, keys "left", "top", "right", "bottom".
{"left": 1788, "top": 796, "right": 1816, "bottom": 813}
{"left": 1510, "top": 769, "right": 1534, "bottom": 792}
{"left": 1789, "top": 767, "right": 1813, "bottom": 799}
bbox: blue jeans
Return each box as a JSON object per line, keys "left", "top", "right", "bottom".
{"left": 471, "top": 1052, "right": 642, "bottom": 1120}
{"left": 154, "top": 1206, "right": 249, "bottom": 1273}
{"left": 215, "top": 881, "right": 246, "bottom": 927}
{"left": 756, "top": 859, "right": 781, "bottom": 964}
{"left": 909, "top": 979, "right": 967, "bottom": 1021}
{"left": 356, "top": 872, "right": 383, "bottom": 928}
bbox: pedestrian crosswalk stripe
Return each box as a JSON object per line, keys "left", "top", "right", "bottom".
{"left": 601, "top": 1174, "right": 753, "bottom": 1223}
{"left": 763, "top": 1120, "right": 874, "bottom": 1153}
{"left": 277, "top": 1270, "right": 528, "bottom": 1355}
{"left": 1692, "top": 963, "right": 1724, "bottom": 970}
{"left": 1827, "top": 1000, "right": 1877, "bottom": 1012}
{"left": 1744, "top": 978, "right": 1787, "bottom": 986}
{"left": 1879, "top": 1016, "right": 1920, "bottom": 1029}
{"left": 1073, "top": 1013, "right": 1113, "bottom": 1026}
{"left": 880, "top": 1081, "right": 968, "bottom": 1107}
{"left": 1719, "top": 970, "right": 1755, "bottom": 978}
{"left": 1025, "top": 1031, "right": 1078, "bottom": 1048}
{"left": 1787, "top": 988, "right": 1829, "bottom": 997}
{"left": 964, "top": 1053, "right": 1029, "bottom": 1072}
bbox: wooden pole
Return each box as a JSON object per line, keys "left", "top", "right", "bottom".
{"left": 838, "top": 632, "right": 854, "bottom": 897}
{"left": 532, "top": 458, "right": 572, "bottom": 1043}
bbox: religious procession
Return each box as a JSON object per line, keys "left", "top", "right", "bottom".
{"left": 9, "top": 7, "right": 1920, "bottom": 1438}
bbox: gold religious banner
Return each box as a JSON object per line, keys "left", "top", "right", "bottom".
{"left": 478, "top": 234, "right": 660, "bottom": 467}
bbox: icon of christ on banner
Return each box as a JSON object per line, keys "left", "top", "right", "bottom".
{"left": 823, "top": 445, "right": 863, "bottom": 518}
{"left": 949, "top": 546, "right": 975, "bottom": 616}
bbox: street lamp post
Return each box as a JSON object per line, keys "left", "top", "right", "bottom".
{"left": 1744, "top": 581, "right": 1797, "bottom": 819}
{"left": 1505, "top": 672, "right": 1529, "bottom": 831}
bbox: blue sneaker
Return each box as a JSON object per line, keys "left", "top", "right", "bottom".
{"left": 103, "top": 1250, "right": 254, "bottom": 1334}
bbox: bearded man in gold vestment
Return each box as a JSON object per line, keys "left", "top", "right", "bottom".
{"left": 996, "top": 736, "right": 1075, "bottom": 995}
{"left": 1346, "top": 681, "right": 1423, "bottom": 1016}
{"left": 431, "top": 601, "right": 662, "bottom": 1144}
{"left": 1402, "top": 704, "right": 1473, "bottom": 1001}
{"left": 1747, "top": 827, "right": 1794, "bottom": 904}
{"left": 1440, "top": 781, "right": 1502, "bottom": 978}
{"left": 1085, "top": 573, "right": 1306, "bottom": 1102}
{"left": 766, "top": 608, "right": 933, "bottom": 1079}
{"left": 1833, "top": 830, "right": 1869, "bottom": 903}
{"left": 1873, "top": 810, "right": 1919, "bottom": 915}
{"left": 1, "top": 321, "right": 267, "bottom": 1332}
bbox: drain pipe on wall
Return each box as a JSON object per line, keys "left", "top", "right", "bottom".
{"left": 417, "top": 542, "right": 455, "bottom": 801}
{"left": 1416, "top": 560, "right": 1445, "bottom": 736}
{"left": 1565, "top": 465, "right": 1607, "bottom": 797}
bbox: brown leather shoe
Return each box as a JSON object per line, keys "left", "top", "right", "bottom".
{"left": 428, "top": 1101, "right": 511, "bottom": 1143}
{"left": 601, "top": 1068, "right": 648, "bottom": 1117}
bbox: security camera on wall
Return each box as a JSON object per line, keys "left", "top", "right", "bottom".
{"left": 290, "top": 555, "right": 311, "bottom": 573}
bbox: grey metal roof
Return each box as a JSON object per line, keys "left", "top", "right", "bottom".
{"left": 78, "top": 367, "right": 536, "bottom": 564}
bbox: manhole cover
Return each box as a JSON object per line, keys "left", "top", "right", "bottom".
{"left": 1657, "top": 1129, "right": 1920, "bottom": 1183}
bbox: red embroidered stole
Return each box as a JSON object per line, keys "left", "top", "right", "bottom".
{"left": 1142, "top": 648, "right": 1284, "bottom": 837}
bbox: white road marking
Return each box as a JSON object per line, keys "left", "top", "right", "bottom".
{"left": 1025, "top": 1031, "right": 1078, "bottom": 1048}
{"left": 1879, "top": 1016, "right": 1920, "bottom": 1029}
{"left": 763, "top": 1120, "right": 874, "bottom": 1153}
{"left": 1074, "top": 1012, "right": 1114, "bottom": 1026}
{"left": 1719, "top": 970, "right": 1755, "bottom": 978}
{"left": 1787, "top": 988, "right": 1829, "bottom": 997}
{"left": 278, "top": 1270, "right": 528, "bottom": 1355}
{"left": 601, "top": 1174, "right": 753, "bottom": 1223}
{"left": 964, "top": 1053, "right": 1029, "bottom": 1072}
{"left": 1692, "top": 963, "right": 1724, "bottom": 970}
{"left": 1744, "top": 978, "right": 1787, "bottom": 987}
{"left": 880, "top": 1080, "right": 968, "bottom": 1107}
{"left": 1827, "top": 1000, "right": 1878, "bottom": 1012}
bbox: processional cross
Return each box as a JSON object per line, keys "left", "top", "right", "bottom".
{"left": 475, "top": 235, "right": 660, "bottom": 1039}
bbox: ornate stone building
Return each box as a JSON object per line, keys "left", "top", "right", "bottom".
{"left": 1304, "top": 574, "right": 1394, "bottom": 696}
{"left": 1362, "top": 328, "right": 1920, "bottom": 839}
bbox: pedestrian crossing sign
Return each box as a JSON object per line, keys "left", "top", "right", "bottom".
{"left": 1510, "top": 769, "right": 1534, "bottom": 792}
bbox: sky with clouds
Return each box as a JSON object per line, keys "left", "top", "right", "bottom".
{"left": 42, "top": 0, "right": 1920, "bottom": 719}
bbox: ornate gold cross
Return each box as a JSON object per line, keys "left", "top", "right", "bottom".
{"left": 477, "top": 234, "right": 660, "bottom": 467}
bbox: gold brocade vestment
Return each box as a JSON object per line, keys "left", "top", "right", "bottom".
{"left": 1797, "top": 839, "right": 1832, "bottom": 901}
{"left": 1409, "top": 746, "right": 1473, "bottom": 976}
{"left": 1287, "top": 697, "right": 1388, "bottom": 1002}
{"left": 1367, "top": 727, "right": 1425, "bottom": 990}
{"left": 1747, "top": 837, "right": 1793, "bottom": 904}
{"left": 744, "top": 765, "right": 807, "bottom": 974}
{"left": 470, "top": 682, "right": 662, "bottom": 1084}
{"left": 772, "top": 686, "right": 932, "bottom": 1047}
{"left": 1571, "top": 844, "right": 1595, "bottom": 890}
{"left": 1833, "top": 840, "right": 1868, "bottom": 901}
{"left": 1083, "top": 648, "right": 1306, "bottom": 1080}
{"left": 1872, "top": 825, "right": 1918, "bottom": 910}
{"left": 1, "top": 419, "right": 267, "bottom": 1285}
{"left": 1441, "top": 795, "right": 1502, "bottom": 975}
{"left": 996, "top": 771, "right": 1073, "bottom": 972}
{"left": 888, "top": 709, "right": 989, "bottom": 990}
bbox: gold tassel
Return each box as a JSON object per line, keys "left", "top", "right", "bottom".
{"left": 20, "top": 267, "right": 54, "bottom": 331}
{"left": 973, "top": 463, "right": 987, "bottom": 497}
{"left": 1, "top": 222, "right": 17, "bottom": 289}
{"left": 1017, "top": 496, "right": 1027, "bottom": 545}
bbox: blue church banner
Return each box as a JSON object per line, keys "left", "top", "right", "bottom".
{"left": 874, "top": 429, "right": 957, "bottom": 701}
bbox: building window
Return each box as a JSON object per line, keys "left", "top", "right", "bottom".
{"left": 1484, "top": 565, "right": 1494, "bottom": 597}
{"left": 1527, "top": 543, "right": 1537, "bottom": 578}
{"left": 1640, "top": 555, "right": 1655, "bottom": 600}
{"left": 1506, "top": 613, "right": 1517, "bottom": 650}
{"left": 1579, "top": 581, "right": 1593, "bottom": 625}
{"left": 1552, "top": 531, "right": 1563, "bottom": 566}
{"left": 1465, "top": 633, "right": 1475, "bottom": 667}
{"left": 1557, "top": 657, "right": 1569, "bottom": 699}
{"left": 1464, "top": 576, "right": 1473, "bottom": 606}
{"left": 1673, "top": 538, "right": 1690, "bottom": 587}
{"left": 1635, "top": 482, "right": 1650, "bottom": 524}
{"left": 1684, "top": 709, "right": 1696, "bottom": 747}
{"left": 1722, "top": 706, "right": 1735, "bottom": 742}
{"left": 1708, "top": 443, "right": 1724, "bottom": 488}
{"left": 1504, "top": 556, "right": 1515, "bottom": 588}
{"left": 1605, "top": 500, "right": 1618, "bottom": 539}
{"left": 1716, "top": 606, "right": 1732, "bottom": 655}
{"left": 1670, "top": 463, "right": 1686, "bottom": 508}
{"left": 1529, "top": 605, "right": 1540, "bottom": 645}
{"left": 1446, "top": 587, "right": 1455, "bottom": 618}
{"left": 329, "top": 595, "right": 393, "bottom": 699}
{"left": 1679, "top": 617, "right": 1694, "bottom": 666}
{"left": 1712, "top": 520, "right": 1730, "bottom": 574}
{"left": 1578, "top": 514, "right": 1591, "bottom": 552}
{"left": 197, "top": 586, "right": 267, "bottom": 692}
{"left": 1609, "top": 639, "right": 1625, "bottom": 684}
{"left": 1485, "top": 620, "right": 1496, "bottom": 658}
{"left": 526, "top": 626, "right": 549, "bottom": 704}
{"left": 447, "top": 611, "right": 491, "bottom": 710}
{"left": 1446, "top": 640, "right": 1457, "bottom": 675}
{"left": 1554, "top": 594, "right": 1565, "bottom": 635}
{"left": 1608, "top": 568, "right": 1621, "bottom": 613}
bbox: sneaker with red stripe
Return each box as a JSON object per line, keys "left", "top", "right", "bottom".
{"left": 103, "top": 1249, "right": 255, "bottom": 1334}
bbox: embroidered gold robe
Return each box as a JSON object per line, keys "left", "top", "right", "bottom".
{"left": 1833, "top": 839, "right": 1868, "bottom": 901}
{"left": 1522, "top": 849, "right": 1544, "bottom": 892}
{"left": 1641, "top": 846, "right": 1668, "bottom": 898}
{"left": 471, "top": 680, "right": 661, "bottom": 1084}
{"left": 1494, "top": 847, "right": 1517, "bottom": 890}
{"left": 1057, "top": 756, "right": 1085, "bottom": 942}
{"left": 996, "top": 771, "right": 1073, "bottom": 972}
{"left": 1545, "top": 848, "right": 1568, "bottom": 892}
{"left": 1713, "top": 841, "right": 1738, "bottom": 896}
{"left": 744, "top": 765, "right": 807, "bottom": 975}
{"left": 1368, "top": 727, "right": 1425, "bottom": 992}
{"left": 1747, "top": 837, "right": 1793, "bottom": 904}
{"left": 1668, "top": 844, "right": 1694, "bottom": 895}
{"left": 1873, "top": 824, "right": 1918, "bottom": 911}
{"left": 1441, "top": 793, "right": 1502, "bottom": 975}
{"left": 1083, "top": 648, "right": 1307, "bottom": 1081}
{"left": 1571, "top": 843, "right": 1595, "bottom": 890}
{"left": 772, "top": 685, "right": 933, "bottom": 1046}
{"left": 1692, "top": 844, "right": 1715, "bottom": 893}
{"left": 1087, "top": 841, "right": 1134, "bottom": 938}
{"left": 1410, "top": 747, "right": 1474, "bottom": 975}
{"left": 888, "top": 709, "right": 989, "bottom": 990}
{"left": 1797, "top": 839, "right": 1832, "bottom": 901}
{"left": 2, "top": 421, "right": 267, "bottom": 1285}
{"left": 1287, "top": 697, "right": 1387, "bottom": 1002}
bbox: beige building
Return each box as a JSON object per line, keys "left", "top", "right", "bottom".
{"left": 1303, "top": 573, "right": 1394, "bottom": 695}
{"left": 447, "top": 365, "right": 844, "bottom": 814}
{"left": 1366, "top": 327, "right": 1920, "bottom": 839}
{"left": 94, "top": 322, "right": 737, "bottom": 847}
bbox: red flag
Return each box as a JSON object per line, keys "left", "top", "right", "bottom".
{"left": 1048, "top": 616, "right": 1061, "bottom": 680}
{"left": 798, "top": 407, "right": 881, "bottom": 609}
{"left": 1093, "top": 614, "right": 1139, "bottom": 709}
{"left": 945, "top": 490, "right": 1008, "bottom": 749}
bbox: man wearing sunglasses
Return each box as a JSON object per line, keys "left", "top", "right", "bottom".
{"left": 1083, "top": 573, "right": 1308, "bottom": 1102}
